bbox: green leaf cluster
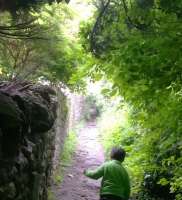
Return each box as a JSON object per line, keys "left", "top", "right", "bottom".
{"left": 0, "top": 3, "right": 82, "bottom": 88}
{"left": 80, "top": 0, "right": 182, "bottom": 199}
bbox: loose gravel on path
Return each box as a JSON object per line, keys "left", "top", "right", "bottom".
{"left": 52, "top": 121, "right": 104, "bottom": 200}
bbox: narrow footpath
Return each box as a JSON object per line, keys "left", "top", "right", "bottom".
{"left": 52, "top": 121, "right": 105, "bottom": 200}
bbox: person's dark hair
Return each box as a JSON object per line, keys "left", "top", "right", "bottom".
{"left": 110, "top": 147, "right": 126, "bottom": 162}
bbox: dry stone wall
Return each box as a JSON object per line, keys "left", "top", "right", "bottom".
{"left": 69, "top": 93, "right": 84, "bottom": 129}
{"left": 0, "top": 82, "right": 69, "bottom": 200}
{"left": 52, "top": 89, "right": 69, "bottom": 172}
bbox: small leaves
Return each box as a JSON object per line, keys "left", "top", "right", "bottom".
{"left": 158, "top": 178, "right": 169, "bottom": 186}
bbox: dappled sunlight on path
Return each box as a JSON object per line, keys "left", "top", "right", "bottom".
{"left": 52, "top": 121, "right": 104, "bottom": 200}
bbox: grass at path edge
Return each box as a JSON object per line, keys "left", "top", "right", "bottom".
{"left": 54, "top": 130, "right": 77, "bottom": 184}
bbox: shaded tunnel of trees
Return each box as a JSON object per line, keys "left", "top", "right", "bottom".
{"left": 0, "top": 0, "right": 182, "bottom": 200}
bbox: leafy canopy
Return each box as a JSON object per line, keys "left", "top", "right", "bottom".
{"left": 78, "top": 0, "right": 182, "bottom": 199}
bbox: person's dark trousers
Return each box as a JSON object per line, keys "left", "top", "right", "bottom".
{"left": 100, "top": 194, "right": 124, "bottom": 200}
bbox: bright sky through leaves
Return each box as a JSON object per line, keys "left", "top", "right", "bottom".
{"left": 68, "top": 0, "right": 94, "bottom": 35}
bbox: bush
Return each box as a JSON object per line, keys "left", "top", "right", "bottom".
{"left": 98, "top": 101, "right": 182, "bottom": 199}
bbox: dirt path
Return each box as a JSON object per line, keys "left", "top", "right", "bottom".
{"left": 52, "top": 121, "right": 105, "bottom": 200}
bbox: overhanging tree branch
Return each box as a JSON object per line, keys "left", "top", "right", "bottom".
{"left": 121, "top": 0, "right": 151, "bottom": 31}
{"left": 90, "top": 0, "right": 111, "bottom": 55}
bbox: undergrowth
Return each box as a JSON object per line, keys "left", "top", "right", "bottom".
{"left": 98, "top": 100, "right": 182, "bottom": 200}
{"left": 48, "top": 189, "right": 56, "bottom": 200}
{"left": 53, "top": 130, "right": 77, "bottom": 185}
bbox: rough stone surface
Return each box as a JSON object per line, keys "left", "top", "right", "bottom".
{"left": 0, "top": 81, "right": 69, "bottom": 200}
{"left": 69, "top": 94, "right": 84, "bottom": 129}
{"left": 52, "top": 90, "right": 69, "bottom": 172}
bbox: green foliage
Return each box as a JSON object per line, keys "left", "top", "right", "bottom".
{"left": 79, "top": 0, "right": 182, "bottom": 199}
{"left": 0, "top": 3, "right": 82, "bottom": 87}
{"left": 53, "top": 131, "right": 77, "bottom": 184}
{"left": 99, "top": 100, "right": 182, "bottom": 199}
{"left": 0, "top": 0, "right": 69, "bottom": 12}
{"left": 48, "top": 189, "right": 55, "bottom": 200}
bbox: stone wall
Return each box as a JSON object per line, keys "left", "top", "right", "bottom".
{"left": 0, "top": 82, "right": 69, "bottom": 200}
{"left": 52, "top": 88, "right": 69, "bottom": 172}
{"left": 69, "top": 93, "right": 84, "bottom": 129}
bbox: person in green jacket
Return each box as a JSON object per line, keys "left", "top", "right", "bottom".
{"left": 84, "top": 147, "right": 130, "bottom": 200}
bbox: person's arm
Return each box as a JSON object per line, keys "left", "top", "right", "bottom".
{"left": 84, "top": 164, "right": 104, "bottom": 180}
